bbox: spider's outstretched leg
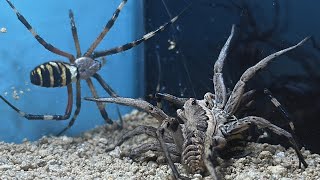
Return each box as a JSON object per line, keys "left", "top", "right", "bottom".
{"left": 238, "top": 116, "right": 308, "bottom": 168}
{"left": 5, "top": 0, "right": 75, "bottom": 62}
{"left": 86, "top": 78, "right": 115, "bottom": 125}
{"left": 0, "top": 84, "right": 73, "bottom": 120}
{"left": 213, "top": 25, "right": 235, "bottom": 108}
{"left": 84, "top": 0, "right": 128, "bottom": 57}
{"left": 155, "top": 93, "right": 188, "bottom": 107}
{"left": 92, "top": 73, "right": 118, "bottom": 98}
{"left": 224, "top": 37, "right": 310, "bottom": 115}
{"left": 69, "top": 9, "right": 81, "bottom": 59}
{"left": 263, "top": 88, "right": 296, "bottom": 132}
{"left": 85, "top": 97, "right": 170, "bottom": 122}
{"left": 57, "top": 81, "right": 82, "bottom": 135}
{"left": 91, "top": 4, "right": 191, "bottom": 59}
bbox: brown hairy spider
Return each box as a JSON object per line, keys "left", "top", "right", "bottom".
{"left": 85, "top": 25, "right": 309, "bottom": 179}
{"left": 0, "top": 0, "right": 188, "bottom": 135}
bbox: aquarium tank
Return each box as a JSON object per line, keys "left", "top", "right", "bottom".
{"left": 0, "top": 0, "right": 320, "bottom": 179}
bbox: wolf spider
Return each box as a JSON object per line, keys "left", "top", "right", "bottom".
{"left": 85, "top": 25, "right": 309, "bottom": 179}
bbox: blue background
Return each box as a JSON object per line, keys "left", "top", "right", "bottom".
{"left": 0, "top": 0, "right": 144, "bottom": 142}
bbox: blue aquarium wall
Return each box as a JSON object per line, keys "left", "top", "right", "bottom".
{"left": 0, "top": 0, "right": 144, "bottom": 142}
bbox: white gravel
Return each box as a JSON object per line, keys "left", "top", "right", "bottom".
{"left": 0, "top": 110, "right": 319, "bottom": 180}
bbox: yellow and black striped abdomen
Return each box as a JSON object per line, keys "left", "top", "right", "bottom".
{"left": 30, "top": 61, "right": 78, "bottom": 87}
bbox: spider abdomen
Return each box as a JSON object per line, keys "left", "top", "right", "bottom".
{"left": 30, "top": 61, "right": 78, "bottom": 87}
{"left": 182, "top": 133, "right": 206, "bottom": 174}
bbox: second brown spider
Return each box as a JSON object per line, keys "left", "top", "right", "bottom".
{"left": 85, "top": 25, "right": 309, "bottom": 179}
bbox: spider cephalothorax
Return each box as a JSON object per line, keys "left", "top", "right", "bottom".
{"left": 85, "top": 25, "right": 309, "bottom": 179}
{"left": 0, "top": 0, "right": 188, "bottom": 135}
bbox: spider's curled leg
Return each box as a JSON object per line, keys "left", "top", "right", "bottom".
{"left": 0, "top": 84, "right": 73, "bottom": 121}
{"left": 57, "top": 81, "right": 81, "bottom": 136}
{"left": 239, "top": 116, "right": 308, "bottom": 168}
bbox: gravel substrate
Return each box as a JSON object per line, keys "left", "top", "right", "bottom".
{"left": 0, "top": 110, "right": 319, "bottom": 180}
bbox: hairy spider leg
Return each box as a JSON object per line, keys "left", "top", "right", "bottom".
{"left": 91, "top": 4, "right": 191, "bottom": 59}
{"left": 213, "top": 25, "right": 235, "bottom": 109}
{"left": 224, "top": 37, "right": 310, "bottom": 115}
{"left": 238, "top": 116, "right": 308, "bottom": 168}
{"left": 155, "top": 93, "right": 188, "bottom": 107}
{"left": 5, "top": 0, "right": 75, "bottom": 62}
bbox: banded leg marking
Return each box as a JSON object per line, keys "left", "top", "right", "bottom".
{"left": 5, "top": 0, "right": 75, "bottom": 62}
{"left": 0, "top": 84, "right": 73, "bottom": 120}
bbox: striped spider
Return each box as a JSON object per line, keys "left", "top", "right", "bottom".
{"left": 0, "top": 0, "right": 187, "bottom": 135}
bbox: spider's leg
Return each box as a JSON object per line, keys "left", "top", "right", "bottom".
{"left": 106, "top": 125, "right": 158, "bottom": 152}
{"left": 239, "top": 89, "right": 256, "bottom": 107}
{"left": 5, "top": 0, "right": 75, "bottom": 62}
{"left": 239, "top": 116, "right": 308, "bottom": 168}
{"left": 156, "top": 121, "right": 188, "bottom": 180}
{"left": 263, "top": 88, "right": 295, "bottom": 132}
{"left": 116, "top": 106, "right": 123, "bottom": 129}
{"left": 224, "top": 37, "right": 309, "bottom": 115}
{"left": 203, "top": 138, "right": 224, "bottom": 180}
{"left": 84, "top": 0, "right": 128, "bottom": 57}
{"left": 0, "top": 84, "right": 73, "bottom": 120}
{"left": 84, "top": 96, "right": 185, "bottom": 151}
{"left": 92, "top": 73, "right": 118, "bottom": 97}
{"left": 213, "top": 25, "right": 235, "bottom": 108}
{"left": 155, "top": 93, "right": 188, "bottom": 107}
{"left": 127, "top": 142, "right": 180, "bottom": 162}
{"left": 57, "top": 81, "right": 82, "bottom": 136}
{"left": 235, "top": 89, "right": 256, "bottom": 116}
{"left": 69, "top": 9, "right": 81, "bottom": 59}
{"left": 86, "top": 78, "right": 114, "bottom": 125}
{"left": 91, "top": 5, "right": 190, "bottom": 59}
{"left": 84, "top": 97, "right": 169, "bottom": 123}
